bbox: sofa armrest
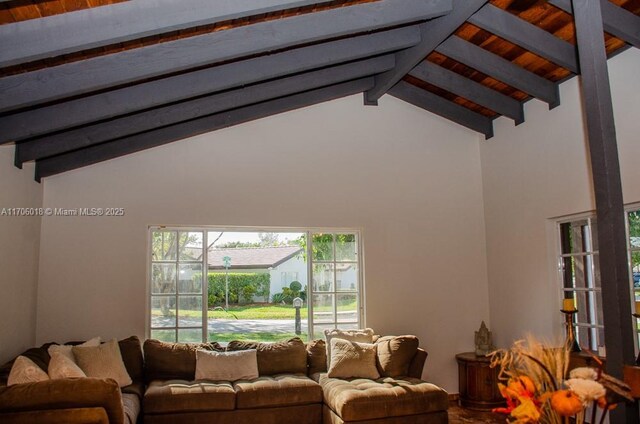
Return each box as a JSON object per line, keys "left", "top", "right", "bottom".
{"left": 408, "top": 348, "right": 428, "bottom": 379}
{"left": 0, "top": 378, "right": 124, "bottom": 424}
{"left": 0, "top": 407, "right": 109, "bottom": 424}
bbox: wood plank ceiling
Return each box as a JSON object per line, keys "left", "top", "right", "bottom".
{"left": 0, "top": 0, "right": 638, "bottom": 181}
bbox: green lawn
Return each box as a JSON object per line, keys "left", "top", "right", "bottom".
{"left": 153, "top": 301, "right": 357, "bottom": 320}
{"left": 209, "top": 332, "right": 308, "bottom": 343}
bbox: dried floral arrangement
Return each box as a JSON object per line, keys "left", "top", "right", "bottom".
{"left": 488, "top": 337, "right": 633, "bottom": 424}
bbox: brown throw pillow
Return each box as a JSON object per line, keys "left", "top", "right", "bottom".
{"left": 375, "top": 335, "right": 419, "bottom": 377}
{"left": 307, "top": 339, "right": 327, "bottom": 375}
{"left": 226, "top": 337, "right": 307, "bottom": 375}
{"left": 327, "top": 338, "right": 380, "bottom": 380}
{"left": 143, "top": 339, "right": 224, "bottom": 383}
{"left": 118, "top": 336, "right": 144, "bottom": 384}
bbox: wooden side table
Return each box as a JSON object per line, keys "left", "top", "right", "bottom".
{"left": 456, "top": 352, "right": 505, "bottom": 410}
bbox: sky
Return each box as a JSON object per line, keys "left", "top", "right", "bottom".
{"left": 208, "top": 231, "right": 303, "bottom": 247}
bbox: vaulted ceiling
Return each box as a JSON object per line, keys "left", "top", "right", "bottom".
{"left": 0, "top": 0, "right": 638, "bottom": 181}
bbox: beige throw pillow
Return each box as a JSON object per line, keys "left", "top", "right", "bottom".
{"left": 7, "top": 356, "right": 50, "bottom": 386}
{"left": 327, "top": 338, "right": 380, "bottom": 380}
{"left": 324, "top": 328, "right": 375, "bottom": 366}
{"left": 48, "top": 351, "right": 87, "bottom": 379}
{"left": 48, "top": 336, "right": 101, "bottom": 363}
{"left": 72, "top": 339, "right": 132, "bottom": 387}
{"left": 195, "top": 349, "right": 259, "bottom": 382}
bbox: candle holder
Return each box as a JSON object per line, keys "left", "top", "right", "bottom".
{"left": 561, "top": 309, "right": 581, "bottom": 352}
{"left": 633, "top": 313, "right": 640, "bottom": 365}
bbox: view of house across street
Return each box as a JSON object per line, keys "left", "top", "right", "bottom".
{"left": 150, "top": 230, "right": 360, "bottom": 343}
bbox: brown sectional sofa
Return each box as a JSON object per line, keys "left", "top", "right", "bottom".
{"left": 0, "top": 336, "right": 144, "bottom": 424}
{"left": 0, "top": 335, "right": 449, "bottom": 424}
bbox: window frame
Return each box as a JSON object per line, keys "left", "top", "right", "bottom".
{"left": 555, "top": 204, "right": 640, "bottom": 354}
{"left": 146, "top": 226, "right": 365, "bottom": 342}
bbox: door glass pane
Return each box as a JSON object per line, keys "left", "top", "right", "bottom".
{"left": 151, "top": 329, "right": 175, "bottom": 342}
{"left": 590, "top": 218, "right": 599, "bottom": 252}
{"left": 178, "top": 264, "right": 202, "bottom": 294}
{"left": 152, "top": 231, "right": 177, "bottom": 261}
{"left": 628, "top": 211, "right": 639, "bottom": 240}
{"left": 179, "top": 232, "right": 203, "bottom": 261}
{"left": 152, "top": 263, "right": 176, "bottom": 294}
{"left": 336, "top": 264, "right": 357, "bottom": 291}
{"left": 312, "top": 233, "right": 334, "bottom": 261}
{"left": 151, "top": 296, "right": 176, "bottom": 328}
{"left": 335, "top": 234, "right": 357, "bottom": 262}
{"left": 562, "top": 257, "right": 589, "bottom": 289}
{"left": 313, "top": 294, "right": 334, "bottom": 323}
{"left": 337, "top": 293, "right": 357, "bottom": 323}
{"left": 178, "top": 296, "right": 202, "bottom": 327}
{"left": 313, "top": 324, "right": 335, "bottom": 338}
{"left": 631, "top": 252, "right": 640, "bottom": 289}
{"left": 312, "top": 264, "right": 334, "bottom": 292}
{"left": 178, "top": 329, "right": 203, "bottom": 343}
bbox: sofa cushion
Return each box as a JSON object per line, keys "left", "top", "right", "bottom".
{"left": 195, "top": 349, "right": 259, "bottom": 382}
{"left": 324, "top": 328, "right": 375, "bottom": 367}
{"left": 0, "top": 377, "right": 125, "bottom": 424}
{"left": 375, "top": 335, "right": 419, "bottom": 377}
{"left": 48, "top": 337, "right": 101, "bottom": 363}
{"left": 226, "top": 337, "right": 307, "bottom": 376}
{"left": 143, "top": 380, "right": 235, "bottom": 414}
{"left": 307, "top": 339, "right": 327, "bottom": 375}
{"left": 318, "top": 374, "right": 449, "bottom": 421}
{"left": 233, "top": 375, "right": 322, "bottom": 409}
{"left": 327, "top": 339, "right": 379, "bottom": 380}
{"left": 0, "top": 343, "right": 56, "bottom": 386}
{"left": 143, "top": 339, "right": 224, "bottom": 383}
{"left": 7, "top": 356, "right": 49, "bottom": 386}
{"left": 73, "top": 339, "right": 132, "bottom": 388}
{"left": 121, "top": 393, "right": 140, "bottom": 424}
{"left": 118, "top": 336, "right": 144, "bottom": 385}
{"left": 48, "top": 352, "right": 86, "bottom": 379}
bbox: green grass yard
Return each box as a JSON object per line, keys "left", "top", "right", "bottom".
{"left": 152, "top": 301, "right": 357, "bottom": 320}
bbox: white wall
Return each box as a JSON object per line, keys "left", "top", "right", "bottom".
{"left": 36, "top": 94, "right": 490, "bottom": 391}
{"left": 0, "top": 146, "right": 43, "bottom": 363}
{"left": 270, "top": 256, "right": 307, "bottom": 295}
{"left": 481, "top": 49, "right": 640, "bottom": 348}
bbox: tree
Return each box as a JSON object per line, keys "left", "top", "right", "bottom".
{"left": 293, "top": 233, "right": 356, "bottom": 261}
{"left": 258, "top": 232, "right": 282, "bottom": 246}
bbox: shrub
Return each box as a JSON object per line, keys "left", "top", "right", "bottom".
{"left": 289, "top": 280, "right": 302, "bottom": 292}
{"left": 207, "top": 273, "right": 270, "bottom": 307}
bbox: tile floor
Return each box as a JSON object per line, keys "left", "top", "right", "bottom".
{"left": 448, "top": 402, "right": 506, "bottom": 424}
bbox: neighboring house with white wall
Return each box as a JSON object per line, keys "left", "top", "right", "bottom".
{"left": 207, "top": 246, "right": 305, "bottom": 300}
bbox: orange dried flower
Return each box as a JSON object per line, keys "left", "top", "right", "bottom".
{"left": 550, "top": 390, "right": 583, "bottom": 416}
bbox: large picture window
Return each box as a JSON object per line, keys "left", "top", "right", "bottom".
{"left": 148, "top": 228, "right": 363, "bottom": 343}
{"left": 556, "top": 206, "right": 640, "bottom": 352}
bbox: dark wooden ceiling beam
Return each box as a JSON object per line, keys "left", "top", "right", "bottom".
{"left": 409, "top": 60, "right": 524, "bottom": 124}
{"left": 389, "top": 81, "right": 493, "bottom": 138}
{"left": 0, "top": 0, "right": 451, "bottom": 113}
{"left": 468, "top": 3, "right": 579, "bottom": 73}
{"left": 436, "top": 35, "right": 560, "bottom": 107}
{"left": 17, "top": 55, "right": 395, "bottom": 165}
{"left": 364, "top": 0, "right": 487, "bottom": 105}
{"left": 549, "top": 0, "right": 639, "bottom": 49}
{"left": 0, "top": 26, "right": 419, "bottom": 144}
{"left": 0, "top": 0, "right": 336, "bottom": 68}
{"left": 34, "top": 78, "right": 374, "bottom": 181}
{"left": 571, "top": 0, "right": 638, "bottom": 422}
